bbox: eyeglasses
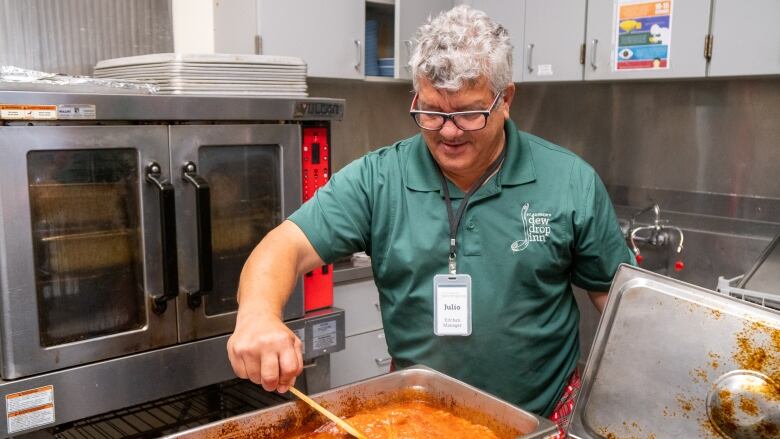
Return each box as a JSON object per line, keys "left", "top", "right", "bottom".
{"left": 409, "top": 92, "right": 503, "bottom": 131}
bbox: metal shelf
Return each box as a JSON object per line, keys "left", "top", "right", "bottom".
{"left": 52, "top": 379, "right": 290, "bottom": 439}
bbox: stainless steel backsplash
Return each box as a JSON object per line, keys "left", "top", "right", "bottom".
{"left": 0, "top": 0, "right": 173, "bottom": 75}
{"left": 512, "top": 78, "right": 780, "bottom": 201}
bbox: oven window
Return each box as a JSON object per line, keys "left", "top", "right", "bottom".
{"left": 200, "top": 145, "right": 282, "bottom": 316}
{"left": 27, "top": 149, "right": 145, "bottom": 347}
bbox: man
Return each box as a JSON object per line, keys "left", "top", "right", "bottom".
{"left": 227, "top": 4, "right": 634, "bottom": 432}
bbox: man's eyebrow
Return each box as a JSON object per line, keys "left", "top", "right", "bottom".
{"left": 418, "top": 100, "right": 487, "bottom": 112}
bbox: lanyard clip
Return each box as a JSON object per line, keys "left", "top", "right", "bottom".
{"left": 448, "top": 238, "right": 457, "bottom": 274}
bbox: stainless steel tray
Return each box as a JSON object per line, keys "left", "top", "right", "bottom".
{"left": 569, "top": 265, "right": 780, "bottom": 439}
{"left": 164, "top": 365, "right": 558, "bottom": 439}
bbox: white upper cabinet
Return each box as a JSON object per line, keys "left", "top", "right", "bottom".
{"left": 468, "top": 0, "right": 526, "bottom": 83}
{"left": 216, "top": 0, "right": 778, "bottom": 82}
{"left": 213, "top": 0, "right": 257, "bottom": 54}
{"left": 522, "top": 0, "right": 587, "bottom": 82}
{"left": 707, "top": 0, "right": 780, "bottom": 77}
{"left": 256, "top": 0, "right": 365, "bottom": 79}
{"left": 584, "top": 0, "right": 711, "bottom": 80}
{"left": 395, "top": 0, "right": 455, "bottom": 79}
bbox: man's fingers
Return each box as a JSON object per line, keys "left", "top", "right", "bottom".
{"left": 259, "top": 351, "right": 280, "bottom": 391}
{"left": 276, "top": 343, "right": 300, "bottom": 393}
{"left": 295, "top": 337, "right": 304, "bottom": 376}
{"left": 226, "top": 339, "right": 248, "bottom": 379}
{"left": 241, "top": 349, "right": 263, "bottom": 386}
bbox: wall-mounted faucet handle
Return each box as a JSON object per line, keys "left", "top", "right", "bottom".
{"left": 667, "top": 226, "right": 685, "bottom": 253}
{"left": 629, "top": 225, "right": 656, "bottom": 257}
{"left": 667, "top": 225, "right": 685, "bottom": 272}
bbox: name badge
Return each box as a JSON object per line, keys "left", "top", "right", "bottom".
{"left": 433, "top": 274, "right": 472, "bottom": 336}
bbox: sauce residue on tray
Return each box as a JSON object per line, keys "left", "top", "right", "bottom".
{"left": 288, "top": 400, "right": 501, "bottom": 439}
{"left": 701, "top": 319, "right": 780, "bottom": 439}
{"left": 733, "top": 321, "right": 779, "bottom": 401}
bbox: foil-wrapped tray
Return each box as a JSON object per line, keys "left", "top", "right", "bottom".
{"left": 164, "top": 365, "right": 558, "bottom": 439}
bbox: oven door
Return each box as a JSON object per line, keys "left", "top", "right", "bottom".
{"left": 170, "top": 124, "right": 303, "bottom": 342}
{"left": 0, "top": 126, "right": 179, "bottom": 379}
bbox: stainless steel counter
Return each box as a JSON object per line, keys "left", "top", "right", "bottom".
{"left": 333, "top": 261, "right": 373, "bottom": 284}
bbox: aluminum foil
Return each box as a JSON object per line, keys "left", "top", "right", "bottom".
{"left": 1, "top": 65, "right": 158, "bottom": 94}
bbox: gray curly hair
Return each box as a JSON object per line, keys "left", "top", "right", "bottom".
{"left": 409, "top": 5, "right": 513, "bottom": 94}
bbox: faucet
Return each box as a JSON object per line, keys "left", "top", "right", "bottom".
{"left": 627, "top": 204, "right": 685, "bottom": 271}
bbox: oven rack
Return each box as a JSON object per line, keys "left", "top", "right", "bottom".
{"left": 51, "top": 379, "right": 290, "bottom": 439}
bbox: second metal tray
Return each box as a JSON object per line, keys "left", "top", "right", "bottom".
{"left": 569, "top": 265, "right": 779, "bottom": 439}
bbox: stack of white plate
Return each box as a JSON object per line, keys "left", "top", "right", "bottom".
{"left": 94, "top": 53, "right": 308, "bottom": 97}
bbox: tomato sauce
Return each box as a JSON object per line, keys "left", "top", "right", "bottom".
{"left": 289, "top": 400, "right": 500, "bottom": 439}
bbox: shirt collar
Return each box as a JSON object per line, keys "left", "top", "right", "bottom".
{"left": 404, "top": 118, "right": 536, "bottom": 193}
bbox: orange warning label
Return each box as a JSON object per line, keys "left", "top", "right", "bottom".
{"left": 6, "top": 385, "right": 55, "bottom": 433}
{"left": 0, "top": 104, "right": 58, "bottom": 120}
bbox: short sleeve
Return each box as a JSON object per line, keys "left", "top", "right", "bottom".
{"left": 287, "top": 156, "right": 375, "bottom": 264}
{"left": 570, "top": 167, "right": 636, "bottom": 292}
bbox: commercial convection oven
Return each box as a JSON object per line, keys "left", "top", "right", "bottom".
{"left": 0, "top": 90, "right": 345, "bottom": 436}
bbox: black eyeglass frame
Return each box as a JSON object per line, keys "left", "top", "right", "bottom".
{"left": 408, "top": 92, "right": 503, "bottom": 131}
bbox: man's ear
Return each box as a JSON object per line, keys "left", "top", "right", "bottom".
{"left": 501, "top": 83, "right": 516, "bottom": 119}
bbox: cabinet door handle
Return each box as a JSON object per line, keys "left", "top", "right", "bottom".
{"left": 590, "top": 39, "right": 599, "bottom": 70}
{"left": 526, "top": 43, "right": 535, "bottom": 73}
{"left": 374, "top": 357, "right": 392, "bottom": 367}
{"left": 404, "top": 40, "right": 413, "bottom": 73}
{"left": 146, "top": 162, "right": 180, "bottom": 315}
{"left": 354, "top": 39, "right": 362, "bottom": 72}
{"left": 182, "top": 161, "right": 213, "bottom": 309}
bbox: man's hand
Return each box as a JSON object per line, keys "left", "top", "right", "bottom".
{"left": 227, "top": 309, "right": 303, "bottom": 393}
{"left": 225, "top": 220, "right": 325, "bottom": 393}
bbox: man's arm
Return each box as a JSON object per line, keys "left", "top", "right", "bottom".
{"left": 226, "top": 220, "right": 324, "bottom": 393}
{"left": 587, "top": 291, "right": 609, "bottom": 313}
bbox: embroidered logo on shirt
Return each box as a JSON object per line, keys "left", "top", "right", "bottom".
{"left": 511, "top": 203, "right": 552, "bottom": 252}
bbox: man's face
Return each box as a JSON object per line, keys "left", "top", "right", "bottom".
{"left": 415, "top": 77, "right": 514, "bottom": 185}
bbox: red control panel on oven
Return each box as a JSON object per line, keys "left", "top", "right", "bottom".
{"left": 302, "top": 125, "right": 333, "bottom": 311}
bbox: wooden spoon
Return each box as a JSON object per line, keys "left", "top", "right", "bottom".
{"left": 288, "top": 386, "right": 369, "bottom": 439}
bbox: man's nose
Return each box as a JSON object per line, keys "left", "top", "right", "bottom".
{"left": 439, "top": 118, "right": 463, "bottom": 138}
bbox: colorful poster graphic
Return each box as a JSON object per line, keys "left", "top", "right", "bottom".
{"left": 614, "top": 1, "right": 673, "bottom": 70}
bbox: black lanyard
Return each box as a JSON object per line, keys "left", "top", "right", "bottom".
{"left": 436, "top": 145, "right": 507, "bottom": 274}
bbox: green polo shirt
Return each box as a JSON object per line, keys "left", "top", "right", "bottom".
{"left": 288, "top": 119, "right": 634, "bottom": 416}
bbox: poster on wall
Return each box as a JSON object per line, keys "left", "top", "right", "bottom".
{"left": 614, "top": 0, "right": 673, "bottom": 70}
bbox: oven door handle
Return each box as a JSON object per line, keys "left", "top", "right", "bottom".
{"left": 182, "top": 162, "right": 213, "bottom": 309}
{"left": 146, "top": 162, "right": 180, "bottom": 314}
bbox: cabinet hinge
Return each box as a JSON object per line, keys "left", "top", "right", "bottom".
{"left": 704, "top": 34, "right": 713, "bottom": 60}
{"left": 579, "top": 43, "right": 586, "bottom": 65}
{"left": 255, "top": 35, "right": 263, "bottom": 55}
